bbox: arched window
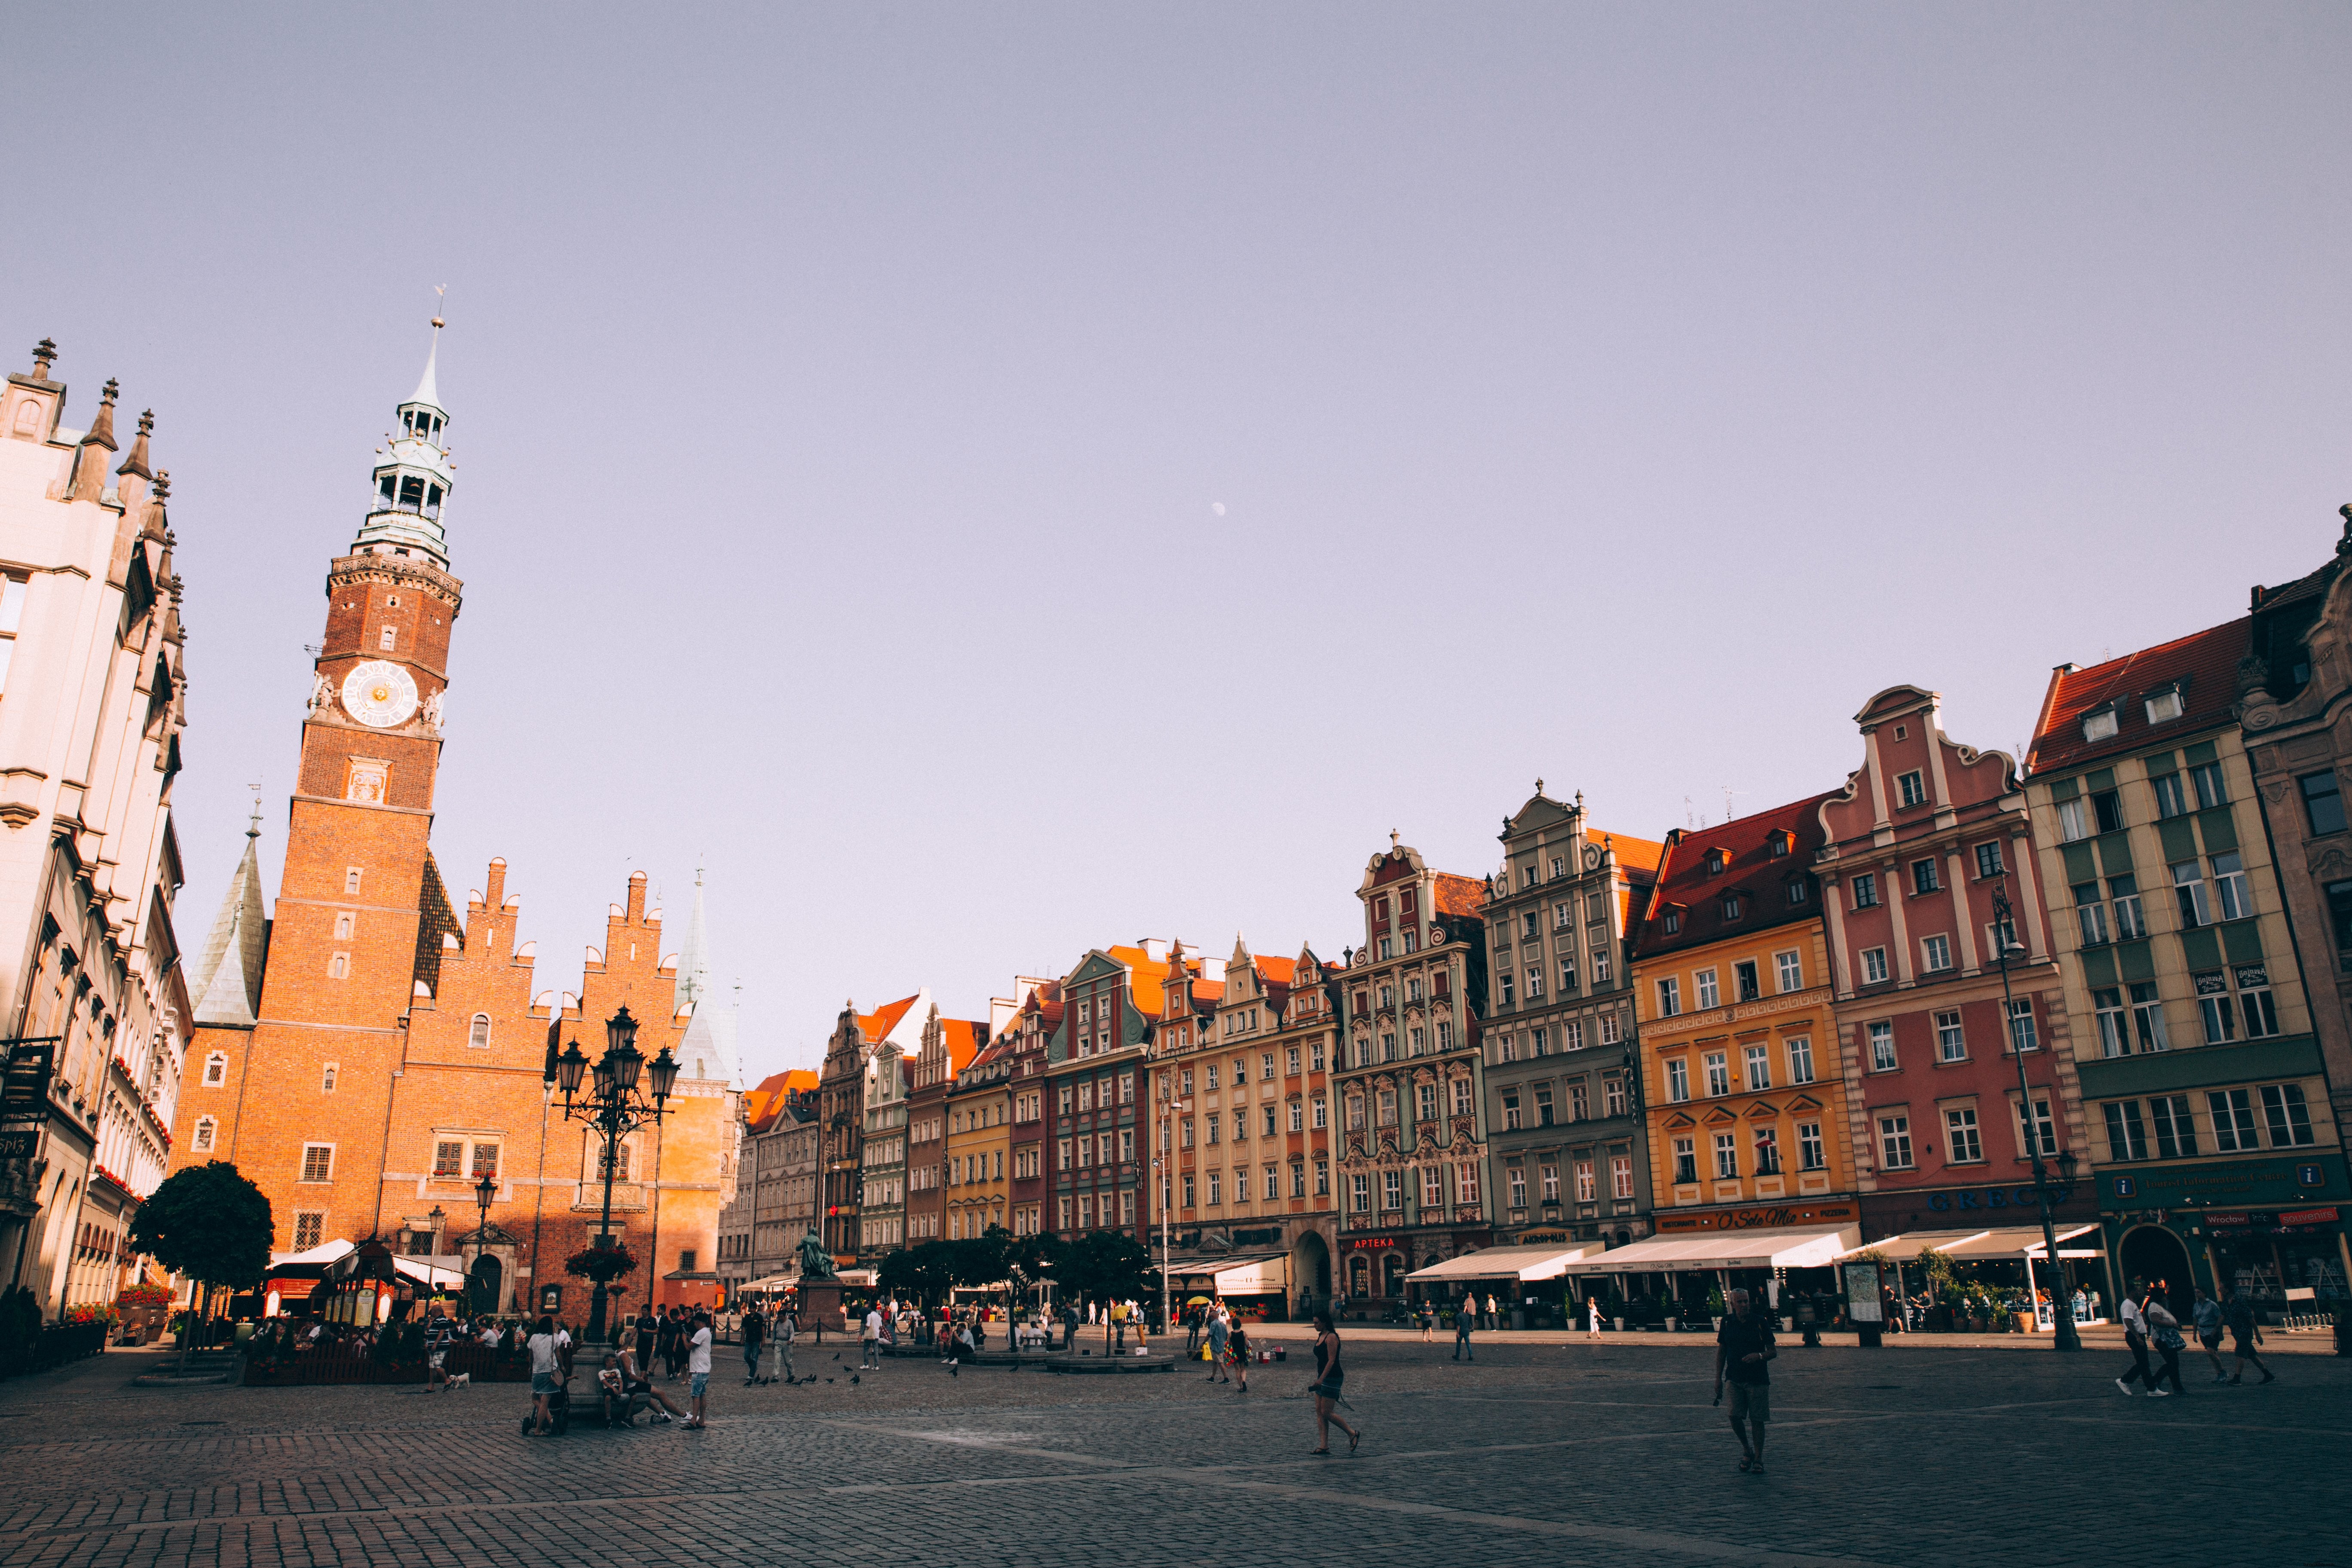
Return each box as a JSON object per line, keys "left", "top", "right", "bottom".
{"left": 321, "top": 1063, "right": 338, "bottom": 1093}
{"left": 469, "top": 1014, "right": 492, "bottom": 1048}
{"left": 192, "top": 1117, "right": 217, "bottom": 1152}
{"left": 202, "top": 1051, "right": 227, "bottom": 1087}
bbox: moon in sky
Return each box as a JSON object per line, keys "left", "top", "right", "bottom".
{"left": 1211, "top": 501, "right": 1226, "bottom": 516}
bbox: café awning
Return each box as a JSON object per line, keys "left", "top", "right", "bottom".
{"left": 1169, "top": 1252, "right": 1290, "bottom": 1294}
{"left": 1578, "top": 1225, "right": 1858, "bottom": 1274}
{"left": 1403, "top": 1244, "right": 1601, "bottom": 1284}
{"left": 1853, "top": 1225, "right": 2103, "bottom": 1262}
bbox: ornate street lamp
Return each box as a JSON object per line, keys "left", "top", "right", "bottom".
{"left": 471, "top": 1170, "right": 496, "bottom": 1311}
{"left": 1991, "top": 884, "right": 2082, "bottom": 1352}
{"left": 545, "top": 1003, "right": 681, "bottom": 1345}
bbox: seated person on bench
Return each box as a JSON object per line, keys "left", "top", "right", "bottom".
{"left": 609, "top": 1343, "right": 688, "bottom": 1425}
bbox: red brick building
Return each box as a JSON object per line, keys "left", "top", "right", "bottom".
{"left": 167, "top": 334, "right": 736, "bottom": 1318}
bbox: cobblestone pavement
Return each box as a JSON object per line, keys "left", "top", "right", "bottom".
{"left": 0, "top": 1336, "right": 2342, "bottom": 1568}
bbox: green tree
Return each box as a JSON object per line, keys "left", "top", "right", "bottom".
{"left": 127, "top": 1161, "right": 272, "bottom": 1372}
{"left": 877, "top": 1241, "right": 956, "bottom": 1306}
{"left": 1052, "top": 1230, "right": 1153, "bottom": 1309}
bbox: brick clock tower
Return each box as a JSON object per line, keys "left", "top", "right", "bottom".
{"left": 178, "top": 327, "right": 467, "bottom": 1251}
{"left": 173, "top": 328, "right": 740, "bottom": 1315}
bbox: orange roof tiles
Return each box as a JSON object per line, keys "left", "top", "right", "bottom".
{"left": 1102, "top": 945, "right": 1173, "bottom": 1016}
{"left": 1596, "top": 831, "right": 1666, "bottom": 877}
{"left": 1432, "top": 873, "right": 1488, "bottom": 918}
{"left": 2027, "top": 617, "right": 2251, "bottom": 776}
{"left": 1255, "top": 955, "right": 1298, "bottom": 985}
{"left": 858, "top": 992, "right": 922, "bottom": 1044}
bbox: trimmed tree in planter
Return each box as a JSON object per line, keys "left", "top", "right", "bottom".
{"left": 128, "top": 1161, "right": 273, "bottom": 1373}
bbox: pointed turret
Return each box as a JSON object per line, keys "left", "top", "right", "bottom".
{"left": 671, "top": 864, "right": 741, "bottom": 1085}
{"left": 70, "top": 379, "right": 119, "bottom": 501}
{"left": 189, "top": 808, "right": 270, "bottom": 1027}
{"left": 116, "top": 409, "right": 153, "bottom": 481}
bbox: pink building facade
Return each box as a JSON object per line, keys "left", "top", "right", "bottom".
{"left": 1813, "top": 686, "right": 2096, "bottom": 1243}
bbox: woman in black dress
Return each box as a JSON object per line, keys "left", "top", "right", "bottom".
{"left": 1308, "top": 1311, "right": 1360, "bottom": 1454}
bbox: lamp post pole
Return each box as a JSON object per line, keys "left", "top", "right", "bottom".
{"left": 1156, "top": 1097, "right": 1190, "bottom": 1338}
{"left": 471, "top": 1172, "right": 496, "bottom": 1313}
{"left": 1992, "top": 885, "right": 2081, "bottom": 1352}
{"left": 547, "top": 1004, "right": 682, "bottom": 1347}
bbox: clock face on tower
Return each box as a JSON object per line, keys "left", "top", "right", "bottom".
{"left": 340, "top": 660, "right": 420, "bottom": 728}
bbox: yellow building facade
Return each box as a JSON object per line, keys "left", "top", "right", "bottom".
{"left": 1631, "top": 795, "right": 1861, "bottom": 1238}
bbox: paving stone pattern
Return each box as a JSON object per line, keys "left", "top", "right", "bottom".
{"left": 0, "top": 1338, "right": 2342, "bottom": 1568}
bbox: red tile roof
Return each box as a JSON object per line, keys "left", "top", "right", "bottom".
{"left": 2026, "top": 617, "right": 2251, "bottom": 776}
{"left": 1255, "top": 955, "right": 1298, "bottom": 985}
{"left": 1432, "top": 874, "right": 1488, "bottom": 918}
{"left": 1634, "top": 791, "right": 1835, "bottom": 960}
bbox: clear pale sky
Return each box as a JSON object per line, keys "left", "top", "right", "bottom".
{"left": 7, "top": 5, "right": 2347, "bottom": 1081}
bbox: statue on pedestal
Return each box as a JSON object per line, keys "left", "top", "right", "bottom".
{"left": 797, "top": 1228, "right": 836, "bottom": 1281}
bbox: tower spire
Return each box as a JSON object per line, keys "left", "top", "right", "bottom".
{"left": 353, "top": 306, "right": 455, "bottom": 565}
{"left": 189, "top": 805, "right": 270, "bottom": 1027}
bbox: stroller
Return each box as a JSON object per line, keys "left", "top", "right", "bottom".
{"left": 518, "top": 1347, "right": 576, "bottom": 1436}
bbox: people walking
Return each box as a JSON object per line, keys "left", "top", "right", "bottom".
{"left": 1307, "top": 1310, "right": 1360, "bottom": 1455}
{"left": 1205, "top": 1305, "right": 1231, "bottom": 1381}
{"left": 1452, "top": 1297, "right": 1474, "bottom": 1361}
{"left": 1419, "top": 1304, "right": 1435, "bottom": 1343}
{"left": 1715, "top": 1286, "right": 1776, "bottom": 1473}
{"left": 2221, "top": 1283, "right": 2275, "bottom": 1384}
{"left": 684, "top": 1310, "right": 714, "bottom": 1427}
{"left": 1185, "top": 1305, "right": 1202, "bottom": 1356}
{"left": 1483, "top": 1292, "right": 1500, "bottom": 1330}
{"left": 1228, "top": 1318, "right": 1251, "bottom": 1392}
{"left": 2114, "top": 1279, "right": 2160, "bottom": 1396}
{"left": 2145, "top": 1288, "right": 2188, "bottom": 1395}
{"left": 860, "top": 1304, "right": 883, "bottom": 1369}
{"left": 741, "top": 1303, "right": 766, "bottom": 1386}
{"left": 1587, "top": 1295, "right": 1602, "bottom": 1340}
{"left": 772, "top": 1306, "right": 796, "bottom": 1384}
{"left": 2192, "top": 1287, "right": 2227, "bottom": 1382}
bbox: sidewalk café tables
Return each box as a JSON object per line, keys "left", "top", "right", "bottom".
{"left": 1846, "top": 1225, "right": 2104, "bottom": 1332}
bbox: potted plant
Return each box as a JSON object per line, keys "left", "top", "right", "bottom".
{"left": 1706, "top": 1286, "right": 1727, "bottom": 1329}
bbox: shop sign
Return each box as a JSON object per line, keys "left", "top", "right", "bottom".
{"left": 1656, "top": 1201, "right": 1856, "bottom": 1234}
{"left": 2196, "top": 1207, "right": 2340, "bottom": 1239}
{"left": 2100, "top": 1156, "right": 2340, "bottom": 1212}
{"left": 1513, "top": 1230, "right": 1571, "bottom": 1243}
{"left": 0, "top": 1130, "right": 36, "bottom": 1161}
{"left": 1347, "top": 1237, "right": 1397, "bottom": 1251}
{"left": 1926, "top": 1186, "right": 2069, "bottom": 1213}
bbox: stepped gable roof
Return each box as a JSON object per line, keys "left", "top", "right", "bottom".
{"left": 2027, "top": 616, "right": 2252, "bottom": 776}
{"left": 1432, "top": 874, "right": 1487, "bottom": 918}
{"left": 1019, "top": 977, "right": 1065, "bottom": 1032}
{"left": 1635, "top": 790, "right": 1836, "bottom": 961}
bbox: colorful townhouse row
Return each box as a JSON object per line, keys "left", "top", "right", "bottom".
{"left": 750, "top": 509, "right": 2352, "bottom": 1321}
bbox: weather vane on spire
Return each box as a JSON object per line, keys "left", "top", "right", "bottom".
{"left": 431, "top": 284, "right": 446, "bottom": 331}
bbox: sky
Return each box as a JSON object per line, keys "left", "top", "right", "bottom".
{"left": 7, "top": 4, "right": 2348, "bottom": 1081}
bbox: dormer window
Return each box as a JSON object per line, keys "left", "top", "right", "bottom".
{"left": 1661, "top": 910, "right": 1682, "bottom": 935}
{"left": 1722, "top": 895, "right": 1743, "bottom": 920}
{"left": 2144, "top": 683, "right": 2186, "bottom": 724}
{"left": 2081, "top": 704, "right": 2120, "bottom": 742}
{"left": 1704, "top": 850, "right": 1726, "bottom": 875}
{"left": 1767, "top": 830, "right": 1792, "bottom": 859}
